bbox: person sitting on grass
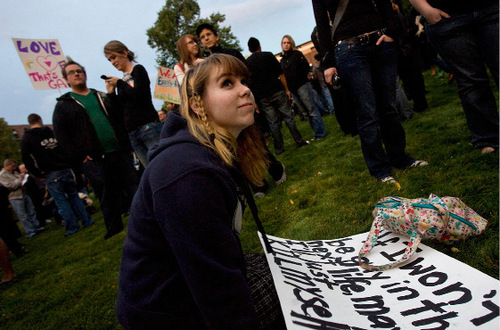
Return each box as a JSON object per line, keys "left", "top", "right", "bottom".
{"left": 116, "top": 54, "right": 285, "bottom": 329}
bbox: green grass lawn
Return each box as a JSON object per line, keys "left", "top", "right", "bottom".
{"left": 1, "top": 73, "right": 498, "bottom": 328}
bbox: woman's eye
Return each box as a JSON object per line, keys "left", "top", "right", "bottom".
{"left": 241, "top": 79, "right": 248, "bottom": 86}
{"left": 222, "top": 79, "right": 233, "bottom": 87}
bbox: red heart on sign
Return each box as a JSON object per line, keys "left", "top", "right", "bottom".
{"left": 36, "top": 55, "right": 58, "bottom": 72}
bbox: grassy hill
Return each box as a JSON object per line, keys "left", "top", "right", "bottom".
{"left": 1, "top": 72, "right": 498, "bottom": 328}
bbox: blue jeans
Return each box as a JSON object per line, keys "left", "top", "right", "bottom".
{"left": 292, "top": 82, "right": 327, "bottom": 138}
{"left": 45, "top": 169, "right": 93, "bottom": 236}
{"left": 425, "top": 3, "right": 499, "bottom": 148}
{"left": 335, "top": 41, "right": 414, "bottom": 179}
{"left": 318, "top": 83, "right": 335, "bottom": 114}
{"left": 128, "top": 121, "right": 162, "bottom": 167}
{"left": 10, "top": 195, "right": 40, "bottom": 237}
{"left": 260, "top": 91, "right": 304, "bottom": 153}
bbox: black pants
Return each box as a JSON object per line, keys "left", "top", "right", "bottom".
{"left": 82, "top": 151, "right": 138, "bottom": 239}
{"left": 398, "top": 49, "right": 429, "bottom": 112}
{"left": 0, "top": 209, "right": 23, "bottom": 256}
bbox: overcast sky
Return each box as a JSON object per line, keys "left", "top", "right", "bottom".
{"left": 0, "top": 0, "right": 317, "bottom": 125}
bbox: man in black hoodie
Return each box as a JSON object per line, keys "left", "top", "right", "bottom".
{"left": 196, "top": 23, "right": 246, "bottom": 63}
{"left": 53, "top": 59, "right": 138, "bottom": 239}
{"left": 21, "top": 113, "right": 93, "bottom": 236}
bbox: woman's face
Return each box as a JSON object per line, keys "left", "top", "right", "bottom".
{"left": 106, "top": 51, "right": 130, "bottom": 72}
{"left": 186, "top": 38, "right": 199, "bottom": 57}
{"left": 282, "top": 37, "right": 291, "bottom": 52}
{"left": 199, "top": 67, "right": 255, "bottom": 138}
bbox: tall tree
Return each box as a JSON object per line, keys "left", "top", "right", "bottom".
{"left": 147, "top": 0, "right": 242, "bottom": 68}
{"left": 0, "top": 118, "right": 21, "bottom": 162}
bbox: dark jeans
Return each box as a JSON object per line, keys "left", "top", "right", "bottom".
{"left": 260, "top": 91, "right": 304, "bottom": 154}
{"left": 291, "top": 82, "right": 327, "bottom": 139}
{"left": 426, "top": 3, "right": 499, "bottom": 148}
{"left": 129, "top": 121, "right": 162, "bottom": 167}
{"left": 82, "top": 151, "right": 138, "bottom": 239}
{"left": 335, "top": 41, "right": 414, "bottom": 179}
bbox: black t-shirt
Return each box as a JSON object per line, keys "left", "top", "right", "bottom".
{"left": 115, "top": 64, "right": 158, "bottom": 132}
{"left": 209, "top": 46, "right": 247, "bottom": 64}
{"left": 246, "top": 51, "right": 284, "bottom": 100}
{"left": 312, "top": 0, "right": 399, "bottom": 68}
{"left": 280, "top": 50, "right": 311, "bottom": 93}
{"left": 21, "top": 126, "right": 71, "bottom": 177}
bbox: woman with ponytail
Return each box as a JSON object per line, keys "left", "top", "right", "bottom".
{"left": 103, "top": 40, "right": 162, "bottom": 167}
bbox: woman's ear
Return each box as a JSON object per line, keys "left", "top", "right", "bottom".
{"left": 189, "top": 97, "right": 202, "bottom": 116}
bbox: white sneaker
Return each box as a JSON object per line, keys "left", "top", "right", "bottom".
{"left": 380, "top": 176, "right": 396, "bottom": 183}
{"left": 379, "top": 176, "right": 401, "bottom": 190}
{"left": 410, "top": 160, "right": 429, "bottom": 168}
{"left": 254, "top": 192, "right": 266, "bottom": 198}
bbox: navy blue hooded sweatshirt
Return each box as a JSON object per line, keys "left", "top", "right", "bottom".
{"left": 116, "top": 111, "right": 259, "bottom": 329}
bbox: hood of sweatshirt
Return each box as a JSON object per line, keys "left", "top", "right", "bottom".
{"left": 147, "top": 111, "right": 198, "bottom": 163}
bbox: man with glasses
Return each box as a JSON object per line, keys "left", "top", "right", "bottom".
{"left": 53, "top": 58, "right": 138, "bottom": 239}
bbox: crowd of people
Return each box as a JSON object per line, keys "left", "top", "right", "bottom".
{"left": 1, "top": 1, "right": 498, "bottom": 328}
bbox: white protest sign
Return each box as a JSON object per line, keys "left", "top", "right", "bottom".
{"left": 260, "top": 231, "right": 499, "bottom": 329}
{"left": 153, "top": 66, "right": 180, "bottom": 104}
{"left": 12, "top": 38, "right": 68, "bottom": 91}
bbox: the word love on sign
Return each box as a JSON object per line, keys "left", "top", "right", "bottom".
{"left": 12, "top": 38, "right": 68, "bottom": 91}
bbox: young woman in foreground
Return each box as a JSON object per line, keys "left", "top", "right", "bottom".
{"left": 116, "top": 54, "right": 285, "bottom": 329}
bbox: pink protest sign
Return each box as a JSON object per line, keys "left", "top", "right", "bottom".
{"left": 12, "top": 38, "right": 68, "bottom": 91}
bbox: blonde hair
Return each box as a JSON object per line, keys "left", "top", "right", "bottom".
{"left": 104, "top": 40, "right": 136, "bottom": 62}
{"left": 3, "top": 159, "right": 18, "bottom": 167}
{"left": 281, "top": 34, "right": 297, "bottom": 53}
{"left": 176, "top": 34, "right": 202, "bottom": 66}
{"left": 181, "top": 54, "right": 268, "bottom": 186}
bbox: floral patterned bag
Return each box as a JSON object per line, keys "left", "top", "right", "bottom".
{"left": 359, "top": 194, "right": 488, "bottom": 271}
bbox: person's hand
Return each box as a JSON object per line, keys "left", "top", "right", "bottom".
{"left": 422, "top": 7, "right": 450, "bottom": 25}
{"left": 82, "top": 155, "right": 93, "bottom": 164}
{"left": 105, "top": 76, "right": 119, "bottom": 93}
{"left": 416, "top": 25, "right": 424, "bottom": 37}
{"left": 105, "top": 81, "right": 115, "bottom": 94}
{"left": 324, "top": 67, "right": 338, "bottom": 85}
{"left": 376, "top": 34, "right": 394, "bottom": 46}
{"left": 285, "top": 90, "right": 292, "bottom": 100}
{"left": 105, "top": 76, "right": 119, "bottom": 87}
